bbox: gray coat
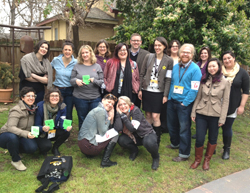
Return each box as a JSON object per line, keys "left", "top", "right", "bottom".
{"left": 139, "top": 53, "right": 173, "bottom": 97}
{"left": 0, "top": 100, "right": 34, "bottom": 138}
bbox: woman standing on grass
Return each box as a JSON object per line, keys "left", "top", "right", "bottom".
{"left": 220, "top": 51, "right": 249, "bottom": 160}
{"left": 103, "top": 43, "right": 140, "bottom": 103}
{"left": 34, "top": 87, "right": 72, "bottom": 156}
{"left": 70, "top": 45, "right": 104, "bottom": 130}
{"left": 51, "top": 40, "right": 77, "bottom": 120}
{"left": 138, "top": 37, "right": 173, "bottom": 146}
{"left": 190, "top": 58, "right": 231, "bottom": 170}
{"left": 167, "top": 40, "right": 181, "bottom": 66}
{"left": 0, "top": 87, "right": 38, "bottom": 171}
{"left": 19, "top": 40, "right": 53, "bottom": 103}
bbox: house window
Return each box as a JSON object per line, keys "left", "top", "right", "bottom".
{"left": 55, "top": 28, "right": 58, "bottom": 40}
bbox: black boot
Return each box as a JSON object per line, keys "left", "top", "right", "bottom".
{"left": 153, "top": 126, "right": 162, "bottom": 147}
{"left": 192, "top": 134, "right": 196, "bottom": 139}
{"left": 52, "top": 131, "right": 70, "bottom": 156}
{"left": 152, "top": 155, "right": 160, "bottom": 170}
{"left": 101, "top": 142, "right": 117, "bottom": 167}
{"left": 222, "top": 136, "right": 232, "bottom": 160}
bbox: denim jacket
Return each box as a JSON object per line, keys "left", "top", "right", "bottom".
{"left": 78, "top": 103, "right": 110, "bottom": 145}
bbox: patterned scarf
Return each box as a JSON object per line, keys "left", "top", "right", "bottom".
{"left": 22, "top": 101, "right": 37, "bottom": 115}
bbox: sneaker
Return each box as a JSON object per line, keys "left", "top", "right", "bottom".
{"left": 11, "top": 160, "right": 27, "bottom": 171}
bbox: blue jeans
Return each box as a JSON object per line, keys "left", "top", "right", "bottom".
{"left": 167, "top": 99, "right": 192, "bottom": 158}
{"left": 195, "top": 113, "right": 219, "bottom": 147}
{"left": 74, "top": 96, "right": 101, "bottom": 130}
{"left": 0, "top": 132, "right": 38, "bottom": 162}
{"left": 59, "top": 87, "right": 74, "bottom": 120}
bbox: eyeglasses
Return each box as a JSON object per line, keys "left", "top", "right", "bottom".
{"left": 50, "top": 94, "right": 60, "bottom": 98}
{"left": 98, "top": 46, "right": 106, "bottom": 49}
{"left": 103, "top": 94, "right": 117, "bottom": 102}
{"left": 171, "top": 46, "right": 179, "bottom": 48}
{"left": 131, "top": 40, "right": 141, "bottom": 42}
{"left": 24, "top": 94, "right": 37, "bottom": 99}
{"left": 118, "top": 49, "right": 127, "bottom": 53}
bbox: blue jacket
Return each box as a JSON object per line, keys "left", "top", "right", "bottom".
{"left": 51, "top": 54, "right": 77, "bottom": 87}
{"left": 168, "top": 61, "right": 202, "bottom": 106}
{"left": 34, "top": 101, "right": 67, "bottom": 133}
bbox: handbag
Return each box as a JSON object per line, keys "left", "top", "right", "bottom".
{"left": 36, "top": 156, "right": 73, "bottom": 193}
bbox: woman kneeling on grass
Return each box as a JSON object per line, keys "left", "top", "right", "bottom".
{"left": 34, "top": 87, "right": 72, "bottom": 156}
{"left": 0, "top": 87, "right": 38, "bottom": 171}
{"left": 78, "top": 94, "right": 118, "bottom": 168}
{"left": 114, "top": 96, "right": 160, "bottom": 170}
{"left": 190, "top": 58, "right": 231, "bottom": 170}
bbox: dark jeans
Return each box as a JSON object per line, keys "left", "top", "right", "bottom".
{"left": 35, "top": 129, "right": 70, "bottom": 153}
{"left": 0, "top": 132, "right": 37, "bottom": 162}
{"left": 59, "top": 87, "right": 74, "bottom": 120}
{"left": 74, "top": 96, "right": 102, "bottom": 130}
{"left": 195, "top": 113, "right": 219, "bottom": 147}
{"left": 118, "top": 132, "right": 159, "bottom": 159}
{"left": 221, "top": 117, "right": 235, "bottom": 137}
{"left": 35, "top": 90, "right": 45, "bottom": 104}
{"left": 167, "top": 99, "right": 193, "bottom": 158}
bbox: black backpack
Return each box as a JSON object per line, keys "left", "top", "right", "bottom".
{"left": 36, "top": 156, "right": 73, "bottom": 193}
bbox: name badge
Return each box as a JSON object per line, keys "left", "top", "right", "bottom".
{"left": 48, "top": 129, "right": 56, "bottom": 139}
{"left": 150, "top": 79, "right": 158, "bottom": 84}
{"left": 173, "top": 85, "right": 184, "bottom": 94}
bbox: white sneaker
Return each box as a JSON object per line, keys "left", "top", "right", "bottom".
{"left": 11, "top": 160, "right": 27, "bottom": 171}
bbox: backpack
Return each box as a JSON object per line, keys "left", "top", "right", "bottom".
{"left": 36, "top": 156, "right": 73, "bottom": 193}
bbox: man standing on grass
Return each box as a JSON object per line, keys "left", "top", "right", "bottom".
{"left": 166, "top": 43, "right": 202, "bottom": 162}
{"left": 129, "top": 33, "right": 149, "bottom": 108}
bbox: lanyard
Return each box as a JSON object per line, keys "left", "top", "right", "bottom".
{"left": 178, "top": 61, "right": 192, "bottom": 84}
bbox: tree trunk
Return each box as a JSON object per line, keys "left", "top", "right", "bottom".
{"left": 73, "top": 25, "right": 79, "bottom": 55}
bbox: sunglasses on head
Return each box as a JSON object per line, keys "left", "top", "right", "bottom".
{"left": 103, "top": 94, "right": 117, "bottom": 102}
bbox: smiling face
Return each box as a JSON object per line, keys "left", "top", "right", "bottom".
{"left": 81, "top": 48, "right": 91, "bottom": 62}
{"left": 223, "top": 53, "right": 235, "bottom": 70}
{"left": 102, "top": 99, "right": 115, "bottom": 112}
{"left": 200, "top": 49, "right": 209, "bottom": 62}
{"left": 49, "top": 92, "right": 60, "bottom": 107}
{"left": 154, "top": 40, "right": 166, "bottom": 55}
{"left": 97, "top": 42, "right": 107, "bottom": 57}
{"left": 118, "top": 45, "right": 128, "bottom": 61}
{"left": 180, "top": 46, "right": 193, "bottom": 63}
{"left": 21, "top": 92, "right": 36, "bottom": 106}
{"left": 62, "top": 45, "right": 73, "bottom": 59}
{"left": 171, "top": 42, "right": 179, "bottom": 55}
{"left": 130, "top": 35, "right": 142, "bottom": 51}
{"left": 38, "top": 43, "right": 48, "bottom": 56}
{"left": 117, "top": 99, "right": 130, "bottom": 114}
{"left": 207, "top": 61, "right": 219, "bottom": 76}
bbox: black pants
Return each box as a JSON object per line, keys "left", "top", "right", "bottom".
{"left": 35, "top": 129, "right": 70, "bottom": 153}
{"left": 118, "top": 132, "right": 159, "bottom": 159}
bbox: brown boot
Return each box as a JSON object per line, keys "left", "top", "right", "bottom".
{"left": 203, "top": 142, "right": 217, "bottom": 170}
{"left": 190, "top": 145, "right": 204, "bottom": 169}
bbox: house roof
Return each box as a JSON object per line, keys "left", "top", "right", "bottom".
{"left": 37, "top": 7, "right": 118, "bottom": 26}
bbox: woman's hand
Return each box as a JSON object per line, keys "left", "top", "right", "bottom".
{"left": 76, "top": 79, "right": 85, "bottom": 87}
{"left": 42, "top": 126, "right": 50, "bottom": 132}
{"left": 218, "top": 123, "right": 223, "bottom": 127}
{"left": 237, "top": 106, "right": 245, "bottom": 115}
{"left": 89, "top": 78, "right": 94, "bottom": 83}
{"left": 191, "top": 117, "right": 196, "bottom": 122}
{"left": 116, "top": 105, "right": 122, "bottom": 115}
{"left": 27, "top": 132, "right": 35, "bottom": 139}
{"left": 163, "top": 96, "right": 168, "bottom": 104}
{"left": 138, "top": 91, "right": 142, "bottom": 100}
{"left": 66, "top": 126, "right": 72, "bottom": 132}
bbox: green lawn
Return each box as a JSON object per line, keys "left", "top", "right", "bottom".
{"left": 0, "top": 101, "right": 250, "bottom": 193}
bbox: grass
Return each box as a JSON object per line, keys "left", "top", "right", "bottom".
{"left": 0, "top": 100, "right": 250, "bottom": 193}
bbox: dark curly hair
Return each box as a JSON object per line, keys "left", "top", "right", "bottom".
{"left": 19, "top": 87, "right": 36, "bottom": 100}
{"left": 44, "top": 87, "right": 63, "bottom": 104}
{"left": 62, "top": 40, "right": 74, "bottom": 51}
{"left": 94, "top": 39, "right": 111, "bottom": 58}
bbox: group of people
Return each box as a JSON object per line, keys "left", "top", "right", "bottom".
{"left": 0, "top": 33, "right": 249, "bottom": 172}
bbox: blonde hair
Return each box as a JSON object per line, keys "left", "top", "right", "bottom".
{"left": 179, "top": 43, "right": 196, "bottom": 59}
{"left": 118, "top": 96, "right": 133, "bottom": 106}
{"left": 77, "top": 45, "right": 97, "bottom": 64}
